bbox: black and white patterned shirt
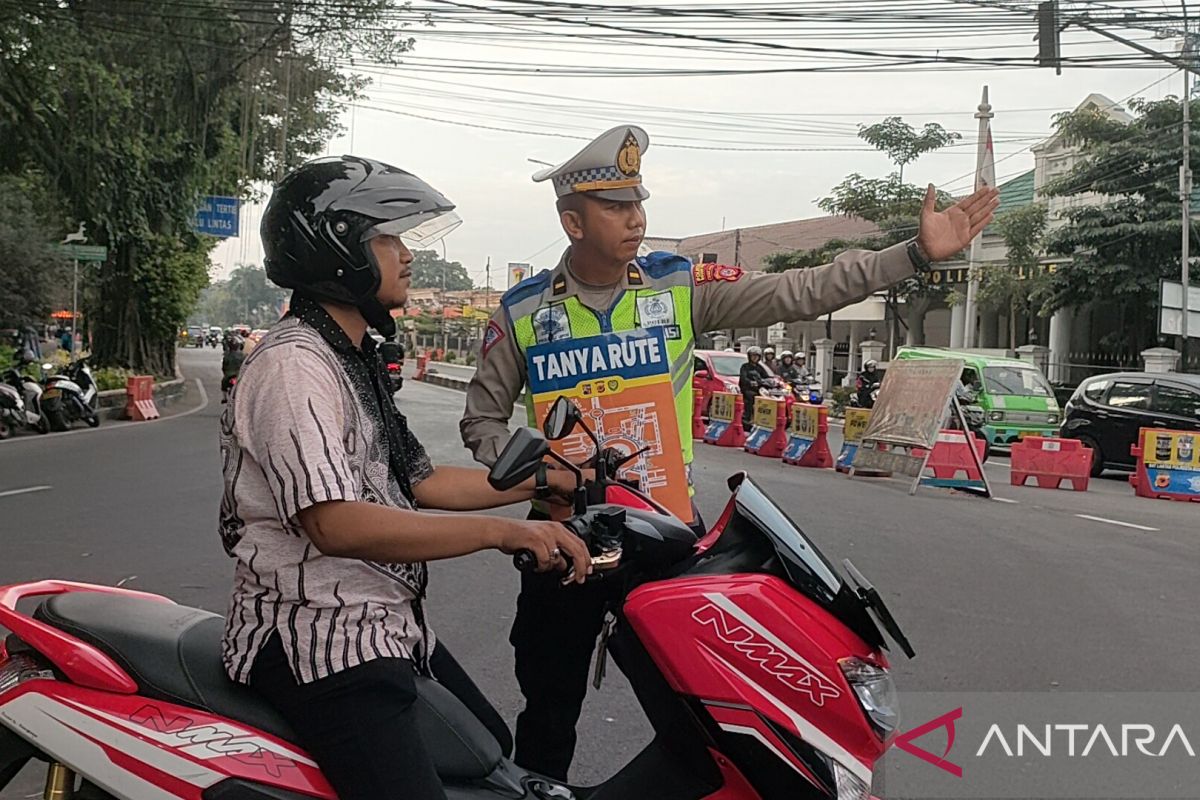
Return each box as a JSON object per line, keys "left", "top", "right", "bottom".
{"left": 219, "top": 296, "right": 435, "bottom": 685}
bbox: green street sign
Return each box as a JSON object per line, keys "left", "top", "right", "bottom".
{"left": 56, "top": 243, "right": 108, "bottom": 262}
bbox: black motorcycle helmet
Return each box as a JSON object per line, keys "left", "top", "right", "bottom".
{"left": 261, "top": 156, "right": 460, "bottom": 337}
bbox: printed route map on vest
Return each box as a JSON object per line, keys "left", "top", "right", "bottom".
{"left": 525, "top": 328, "right": 692, "bottom": 522}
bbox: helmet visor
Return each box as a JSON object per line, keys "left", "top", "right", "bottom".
{"left": 362, "top": 210, "right": 463, "bottom": 248}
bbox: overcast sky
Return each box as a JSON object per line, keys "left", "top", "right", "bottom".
{"left": 210, "top": 2, "right": 1184, "bottom": 288}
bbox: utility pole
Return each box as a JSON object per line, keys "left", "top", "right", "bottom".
{"left": 71, "top": 259, "right": 79, "bottom": 355}
{"left": 1183, "top": 24, "right": 1193, "bottom": 365}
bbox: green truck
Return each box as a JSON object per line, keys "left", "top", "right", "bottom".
{"left": 893, "top": 347, "right": 1061, "bottom": 446}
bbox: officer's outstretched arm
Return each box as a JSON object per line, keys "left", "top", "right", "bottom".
{"left": 693, "top": 242, "right": 914, "bottom": 331}
{"left": 461, "top": 310, "right": 528, "bottom": 467}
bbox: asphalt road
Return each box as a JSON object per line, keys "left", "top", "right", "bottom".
{"left": 1, "top": 347, "right": 1197, "bottom": 797}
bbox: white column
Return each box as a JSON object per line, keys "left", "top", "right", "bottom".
{"left": 813, "top": 338, "right": 836, "bottom": 395}
{"left": 1047, "top": 309, "right": 1072, "bottom": 385}
{"left": 949, "top": 303, "right": 966, "bottom": 349}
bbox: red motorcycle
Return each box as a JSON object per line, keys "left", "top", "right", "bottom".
{"left": 0, "top": 397, "right": 913, "bottom": 800}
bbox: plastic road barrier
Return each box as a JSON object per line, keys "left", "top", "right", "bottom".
{"left": 703, "top": 392, "right": 745, "bottom": 448}
{"left": 125, "top": 376, "right": 159, "bottom": 421}
{"left": 783, "top": 403, "right": 833, "bottom": 468}
{"left": 1130, "top": 427, "right": 1200, "bottom": 502}
{"left": 745, "top": 396, "right": 788, "bottom": 458}
{"left": 836, "top": 408, "right": 871, "bottom": 473}
{"left": 1010, "top": 437, "right": 1091, "bottom": 492}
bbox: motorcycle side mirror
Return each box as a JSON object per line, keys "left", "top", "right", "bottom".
{"left": 543, "top": 396, "right": 582, "bottom": 441}
{"left": 488, "top": 428, "right": 551, "bottom": 491}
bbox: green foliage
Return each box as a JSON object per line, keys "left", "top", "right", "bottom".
{"left": 196, "top": 265, "right": 289, "bottom": 327}
{"left": 1042, "top": 97, "right": 1195, "bottom": 352}
{"left": 767, "top": 117, "right": 959, "bottom": 313}
{"left": 93, "top": 366, "right": 137, "bottom": 392}
{"left": 857, "top": 117, "right": 961, "bottom": 182}
{"left": 829, "top": 386, "right": 853, "bottom": 417}
{"left": 976, "top": 204, "right": 1051, "bottom": 348}
{"left": 0, "top": 0, "right": 419, "bottom": 374}
{"left": 0, "top": 175, "right": 70, "bottom": 329}
{"left": 411, "top": 250, "right": 474, "bottom": 291}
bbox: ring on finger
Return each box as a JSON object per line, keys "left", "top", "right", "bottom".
{"left": 550, "top": 547, "right": 561, "bottom": 560}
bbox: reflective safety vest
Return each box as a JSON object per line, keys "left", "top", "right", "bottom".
{"left": 502, "top": 253, "right": 697, "bottom": 477}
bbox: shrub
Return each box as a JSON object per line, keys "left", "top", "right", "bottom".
{"left": 829, "top": 386, "right": 853, "bottom": 417}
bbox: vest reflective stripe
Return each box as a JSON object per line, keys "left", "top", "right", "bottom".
{"left": 510, "top": 285, "right": 696, "bottom": 472}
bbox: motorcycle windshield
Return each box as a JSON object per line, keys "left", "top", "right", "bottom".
{"left": 723, "top": 474, "right": 888, "bottom": 650}
{"left": 727, "top": 474, "right": 842, "bottom": 604}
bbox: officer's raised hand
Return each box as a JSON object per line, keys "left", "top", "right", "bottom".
{"left": 916, "top": 183, "right": 1001, "bottom": 261}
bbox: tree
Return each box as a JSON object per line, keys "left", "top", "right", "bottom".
{"left": 0, "top": 0, "right": 419, "bottom": 374}
{"left": 767, "top": 117, "right": 961, "bottom": 346}
{"left": 976, "top": 204, "right": 1051, "bottom": 349}
{"left": 1042, "top": 97, "right": 1194, "bottom": 354}
{"left": 0, "top": 174, "right": 70, "bottom": 330}
{"left": 858, "top": 117, "right": 961, "bottom": 183}
{"left": 195, "top": 265, "right": 289, "bottom": 327}
{"left": 410, "top": 250, "right": 474, "bottom": 291}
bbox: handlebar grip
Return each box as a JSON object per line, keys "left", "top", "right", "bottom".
{"left": 512, "top": 550, "right": 538, "bottom": 572}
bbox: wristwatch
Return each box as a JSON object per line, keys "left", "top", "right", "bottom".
{"left": 535, "top": 463, "right": 552, "bottom": 500}
{"left": 906, "top": 238, "right": 932, "bottom": 272}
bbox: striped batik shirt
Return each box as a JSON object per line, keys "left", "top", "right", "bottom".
{"left": 218, "top": 296, "right": 435, "bottom": 685}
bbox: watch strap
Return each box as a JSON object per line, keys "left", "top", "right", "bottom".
{"left": 535, "top": 463, "right": 551, "bottom": 499}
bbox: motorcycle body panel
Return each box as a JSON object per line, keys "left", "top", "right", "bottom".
{"left": 624, "top": 574, "right": 884, "bottom": 794}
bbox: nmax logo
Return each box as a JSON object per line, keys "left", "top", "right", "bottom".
{"left": 692, "top": 595, "right": 842, "bottom": 706}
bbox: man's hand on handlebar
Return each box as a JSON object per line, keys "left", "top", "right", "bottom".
{"left": 543, "top": 467, "right": 596, "bottom": 506}
{"left": 493, "top": 519, "right": 593, "bottom": 583}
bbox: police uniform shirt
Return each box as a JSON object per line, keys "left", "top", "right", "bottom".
{"left": 461, "top": 240, "right": 914, "bottom": 466}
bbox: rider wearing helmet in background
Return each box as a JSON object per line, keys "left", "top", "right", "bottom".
{"left": 219, "top": 155, "right": 591, "bottom": 800}
{"left": 777, "top": 350, "right": 807, "bottom": 384}
{"left": 738, "top": 345, "right": 771, "bottom": 431}
{"left": 761, "top": 345, "right": 778, "bottom": 375}
{"left": 220, "top": 336, "right": 245, "bottom": 403}
{"left": 856, "top": 359, "right": 880, "bottom": 409}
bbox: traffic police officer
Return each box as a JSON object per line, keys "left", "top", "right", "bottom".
{"left": 460, "top": 124, "right": 999, "bottom": 780}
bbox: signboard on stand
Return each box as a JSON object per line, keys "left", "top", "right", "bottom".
{"left": 852, "top": 358, "right": 982, "bottom": 495}
{"left": 1159, "top": 279, "right": 1200, "bottom": 339}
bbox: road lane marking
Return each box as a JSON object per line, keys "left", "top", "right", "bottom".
{"left": 0, "top": 485, "right": 52, "bottom": 499}
{"left": 1074, "top": 514, "right": 1159, "bottom": 532}
{"left": 993, "top": 497, "right": 1019, "bottom": 504}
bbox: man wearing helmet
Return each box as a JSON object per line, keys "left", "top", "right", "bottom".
{"left": 778, "top": 350, "right": 809, "bottom": 385}
{"left": 218, "top": 156, "right": 592, "bottom": 800}
{"left": 461, "top": 124, "right": 999, "bottom": 780}
{"left": 762, "top": 345, "right": 779, "bottom": 375}
{"left": 857, "top": 359, "right": 881, "bottom": 409}
{"left": 738, "top": 345, "right": 772, "bottom": 432}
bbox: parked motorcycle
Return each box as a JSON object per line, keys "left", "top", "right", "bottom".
{"left": 0, "top": 396, "right": 913, "bottom": 800}
{"left": 0, "top": 364, "right": 49, "bottom": 435}
{"left": 42, "top": 359, "right": 100, "bottom": 431}
{"left": 0, "top": 382, "right": 25, "bottom": 440}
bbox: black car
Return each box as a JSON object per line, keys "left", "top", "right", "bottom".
{"left": 1061, "top": 372, "right": 1200, "bottom": 476}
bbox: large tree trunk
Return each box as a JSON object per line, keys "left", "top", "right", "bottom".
{"left": 90, "top": 241, "right": 177, "bottom": 376}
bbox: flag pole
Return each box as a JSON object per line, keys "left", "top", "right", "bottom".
{"left": 962, "top": 86, "right": 994, "bottom": 350}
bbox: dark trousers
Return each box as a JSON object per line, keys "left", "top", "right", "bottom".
{"left": 250, "top": 634, "right": 511, "bottom": 800}
{"left": 742, "top": 391, "right": 758, "bottom": 430}
{"left": 511, "top": 505, "right": 705, "bottom": 780}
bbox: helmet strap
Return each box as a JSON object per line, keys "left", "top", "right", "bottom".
{"left": 359, "top": 296, "right": 397, "bottom": 339}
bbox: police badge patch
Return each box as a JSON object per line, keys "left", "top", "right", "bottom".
{"left": 481, "top": 320, "right": 505, "bottom": 357}
{"left": 636, "top": 292, "right": 676, "bottom": 328}
{"left": 533, "top": 304, "right": 573, "bottom": 343}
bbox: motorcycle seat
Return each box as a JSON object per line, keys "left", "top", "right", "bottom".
{"left": 33, "top": 592, "right": 502, "bottom": 781}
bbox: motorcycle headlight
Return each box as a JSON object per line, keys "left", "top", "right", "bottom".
{"left": 988, "top": 410, "right": 1004, "bottom": 422}
{"left": 832, "top": 759, "right": 871, "bottom": 800}
{"left": 839, "top": 657, "right": 899, "bottom": 738}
